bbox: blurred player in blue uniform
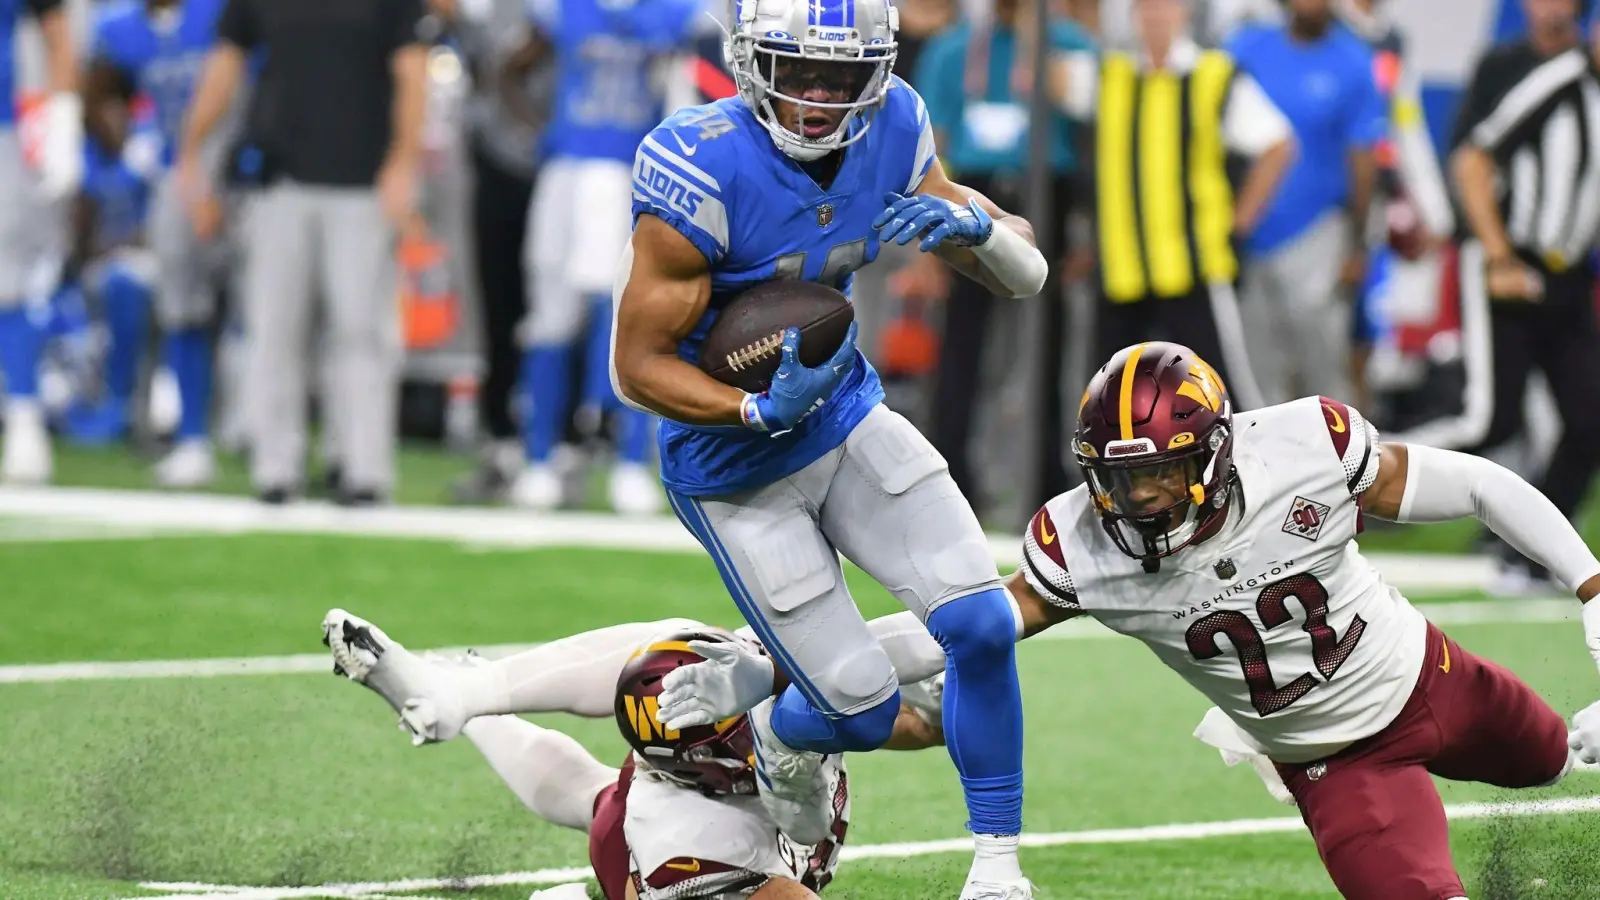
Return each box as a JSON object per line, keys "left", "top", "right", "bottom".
{"left": 0, "top": 0, "right": 83, "bottom": 484}
{"left": 511, "top": 0, "right": 699, "bottom": 515}
{"left": 609, "top": 0, "right": 1049, "bottom": 895}
{"left": 55, "top": 107, "right": 160, "bottom": 444}
{"left": 87, "top": 0, "right": 229, "bottom": 487}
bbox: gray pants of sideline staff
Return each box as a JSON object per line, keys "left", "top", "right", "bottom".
{"left": 1238, "top": 211, "right": 1354, "bottom": 407}
{"left": 243, "top": 180, "right": 400, "bottom": 495}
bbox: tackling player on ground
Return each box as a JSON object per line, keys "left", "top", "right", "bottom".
{"left": 608, "top": 0, "right": 1048, "bottom": 896}
{"left": 663, "top": 340, "right": 1600, "bottom": 900}
{"left": 320, "top": 609, "right": 946, "bottom": 900}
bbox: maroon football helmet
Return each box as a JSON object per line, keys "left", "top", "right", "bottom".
{"left": 1075, "top": 342, "right": 1236, "bottom": 565}
{"left": 614, "top": 628, "right": 759, "bottom": 796}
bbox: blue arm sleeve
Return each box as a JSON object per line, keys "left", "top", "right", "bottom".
{"left": 632, "top": 122, "right": 733, "bottom": 265}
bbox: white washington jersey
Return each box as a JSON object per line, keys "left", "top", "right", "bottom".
{"left": 1022, "top": 396, "right": 1429, "bottom": 763}
{"left": 625, "top": 756, "right": 849, "bottom": 898}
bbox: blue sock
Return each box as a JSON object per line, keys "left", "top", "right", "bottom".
{"left": 163, "top": 328, "right": 213, "bottom": 441}
{"left": 615, "top": 407, "right": 655, "bottom": 464}
{"left": 100, "top": 270, "right": 150, "bottom": 403}
{"left": 581, "top": 294, "right": 617, "bottom": 410}
{"left": 926, "top": 588, "right": 1025, "bottom": 836}
{"left": 0, "top": 306, "right": 43, "bottom": 399}
{"left": 521, "top": 344, "right": 572, "bottom": 463}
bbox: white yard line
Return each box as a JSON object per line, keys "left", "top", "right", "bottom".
{"left": 0, "top": 486, "right": 1504, "bottom": 594}
{"left": 130, "top": 795, "right": 1600, "bottom": 900}
{"left": 0, "top": 599, "right": 1579, "bottom": 686}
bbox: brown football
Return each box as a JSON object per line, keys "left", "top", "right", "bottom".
{"left": 698, "top": 280, "right": 855, "bottom": 393}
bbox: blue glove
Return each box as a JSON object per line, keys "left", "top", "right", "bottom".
{"left": 741, "top": 322, "right": 859, "bottom": 435}
{"left": 873, "top": 191, "right": 994, "bottom": 252}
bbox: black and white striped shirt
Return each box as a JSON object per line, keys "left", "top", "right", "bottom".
{"left": 1452, "top": 43, "right": 1600, "bottom": 267}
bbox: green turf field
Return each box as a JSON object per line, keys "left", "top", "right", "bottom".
{"left": 3, "top": 488, "right": 1600, "bottom": 899}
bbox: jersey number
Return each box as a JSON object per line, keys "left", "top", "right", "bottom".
{"left": 1183, "top": 573, "right": 1368, "bottom": 717}
{"left": 774, "top": 239, "right": 871, "bottom": 289}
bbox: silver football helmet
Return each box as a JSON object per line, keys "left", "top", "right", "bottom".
{"left": 725, "top": 0, "right": 898, "bottom": 161}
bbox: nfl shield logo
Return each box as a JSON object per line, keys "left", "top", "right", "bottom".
{"left": 817, "top": 204, "right": 834, "bottom": 227}
{"left": 1213, "top": 558, "right": 1236, "bottom": 580}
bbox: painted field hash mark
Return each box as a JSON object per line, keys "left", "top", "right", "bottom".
{"left": 127, "top": 796, "right": 1600, "bottom": 900}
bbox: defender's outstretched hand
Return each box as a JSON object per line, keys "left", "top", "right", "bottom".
{"left": 656, "top": 639, "right": 776, "bottom": 731}
{"left": 741, "top": 323, "right": 859, "bottom": 435}
{"left": 874, "top": 191, "right": 994, "bottom": 252}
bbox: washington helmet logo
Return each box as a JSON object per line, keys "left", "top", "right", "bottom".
{"left": 817, "top": 204, "right": 834, "bottom": 227}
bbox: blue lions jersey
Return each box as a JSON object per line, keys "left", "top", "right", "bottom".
{"left": 92, "top": 0, "right": 225, "bottom": 168}
{"left": 82, "top": 132, "right": 151, "bottom": 250}
{"left": 632, "top": 76, "right": 938, "bottom": 496}
{"left": 532, "top": 0, "right": 699, "bottom": 163}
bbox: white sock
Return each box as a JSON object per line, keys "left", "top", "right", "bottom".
{"left": 966, "top": 833, "right": 1023, "bottom": 884}
{"left": 456, "top": 618, "right": 703, "bottom": 720}
{"left": 461, "top": 714, "right": 618, "bottom": 831}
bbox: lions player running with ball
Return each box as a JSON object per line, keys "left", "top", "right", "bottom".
{"left": 608, "top": 0, "right": 1049, "bottom": 897}
{"left": 321, "top": 609, "right": 947, "bottom": 900}
{"left": 663, "top": 340, "right": 1600, "bottom": 900}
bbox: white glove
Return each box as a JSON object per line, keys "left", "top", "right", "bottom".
{"left": 120, "top": 129, "right": 164, "bottom": 182}
{"left": 656, "top": 639, "right": 774, "bottom": 731}
{"left": 1571, "top": 699, "right": 1600, "bottom": 766}
{"left": 1583, "top": 600, "right": 1600, "bottom": 676}
{"left": 37, "top": 93, "right": 83, "bottom": 200}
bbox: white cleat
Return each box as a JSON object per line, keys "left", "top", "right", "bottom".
{"left": 320, "top": 608, "right": 469, "bottom": 745}
{"left": 509, "top": 463, "right": 563, "bottom": 510}
{"left": 154, "top": 439, "right": 217, "bottom": 489}
{"left": 2, "top": 399, "right": 52, "bottom": 485}
{"left": 608, "top": 462, "right": 663, "bottom": 516}
{"left": 960, "top": 878, "right": 1034, "bottom": 900}
{"left": 748, "top": 696, "right": 834, "bottom": 846}
{"left": 901, "top": 672, "right": 945, "bottom": 727}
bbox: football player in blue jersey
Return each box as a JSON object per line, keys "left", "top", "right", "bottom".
{"left": 0, "top": 0, "right": 82, "bottom": 484}
{"left": 86, "top": 0, "right": 230, "bottom": 488}
{"left": 58, "top": 107, "right": 161, "bottom": 445}
{"left": 511, "top": 0, "right": 700, "bottom": 515}
{"left": 609, "top": 0, "right": 1049, "bottom": 896}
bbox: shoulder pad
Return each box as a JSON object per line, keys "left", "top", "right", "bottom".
{"left": 634, "top": 104, "right": 741, "bottom": 263}
{"left": 1317, "top": 397, "right": 1379, "bottom": 496}
{"left": 643, "top": 858, "right": 769, "bottom": 898}
{"left": 1020, "top": 500, "right": 1079, "bottom": 610}
{"left": 884, "top": 77, "right": 937, "bottom": 193}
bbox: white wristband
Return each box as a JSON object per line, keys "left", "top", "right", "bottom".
{"left": 968, "top": 223, "right": 1049, "bottom": 298}
{"left": 1583, "top": 599, "right": 1600, "bottom": 675}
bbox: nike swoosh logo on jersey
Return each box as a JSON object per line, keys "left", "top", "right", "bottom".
{"left": 665, "top": 859, "right": 702, "bottom": 873}
{"left": 1323, "top": 403, "right": 1346, "bottom": 434}
{"left": 1040, "top": 518, "right": 1056, "bottom": 545}
{"left": 1440, "top": 636, "right": 1451, "bottom": 673}
{"left": 671, "top": 131, "right": 698, "bottom": 157}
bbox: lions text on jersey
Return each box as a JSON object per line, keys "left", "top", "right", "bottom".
{"left": 630, "top": 76, "right": 938, "bottom": 495}
{"left": 1024, "top": 396, "right": 1429, "bottom": 763}
{"left": 91, "top": 0, "right": 226, "bottom": 168}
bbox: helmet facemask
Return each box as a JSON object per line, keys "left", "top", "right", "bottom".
{"left": 1080, "top": 423, "right": 1233, "bottom": 562}
{"left": 726, "top": 7, "right": 897, "bottom": 161}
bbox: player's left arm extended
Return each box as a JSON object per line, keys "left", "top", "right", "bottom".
{"left": 879, "top": 158, "right": 1050, "bottom": 299}
{"left": 1361, "top": 442, "right": 1600, "bottom": 667}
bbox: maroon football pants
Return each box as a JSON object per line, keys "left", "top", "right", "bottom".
{"left": 1273, "top": 623, "right": 1570, "bottom": 900}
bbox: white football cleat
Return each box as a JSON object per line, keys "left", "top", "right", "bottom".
{"left": 900, "top": 672, "right": 945, "bottom": 727}
{"left": 509, "top": 463, "right": 563, "bottom": 510}
{"left": 2, "top": 399, "right": 51, "bottom": 485}
{"left": 154, "top": 439, "right": 217, "bottom": 489}
{"left": 321, "top": 608, "right": 469, "bottom": 745}
{"left": 959, "top": 877, "right": 1034, "bottom": 900}
{"left": 608, "top": 462, "right": 663, "bottom": 516}
{"left": 748, "top": 696, "right": 834, "bottom": 846}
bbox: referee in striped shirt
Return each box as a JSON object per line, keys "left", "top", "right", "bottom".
{"left": 1427, "top": 0, "right": 1600, "bottom": 587}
